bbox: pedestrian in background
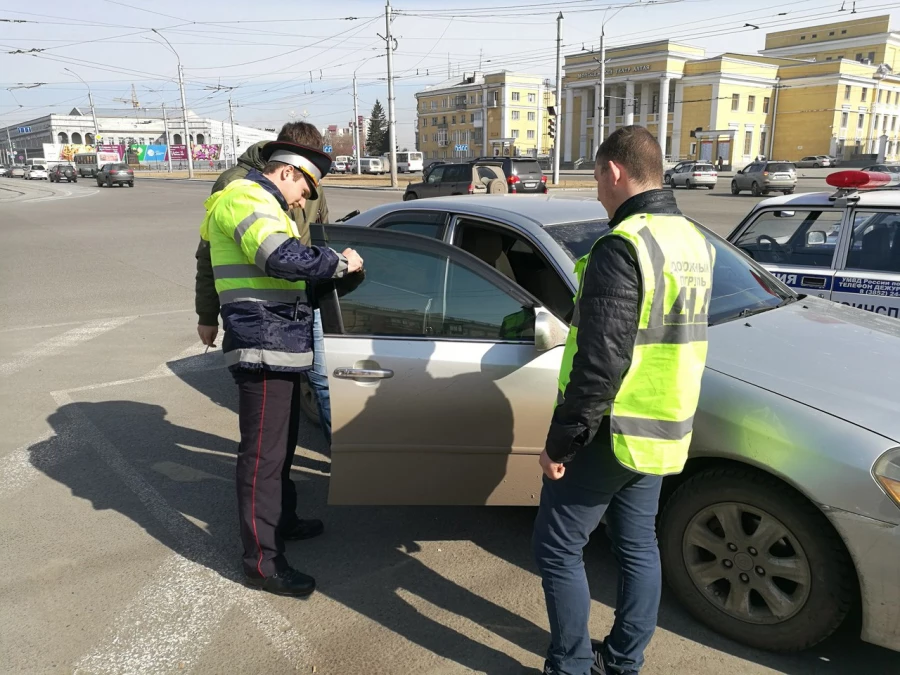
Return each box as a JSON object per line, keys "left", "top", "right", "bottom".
{"left": 533, "top": 126, "right": 714, "bottom": 675}
{"left": 199, "top": 140, "right": 362, "bottom": 596}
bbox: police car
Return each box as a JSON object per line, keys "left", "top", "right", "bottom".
{"left": 728, "top": 169, "right": 900, "bottom": 318}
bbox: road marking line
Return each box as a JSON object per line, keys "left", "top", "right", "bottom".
{"left": 53, "top": 391, "right": 306, "bottom": 673}
{"left": 0, "top": 431, "right": 56, "bottom": 500}
{"left": 0, "top": 317, "right": 136, "bottom": 377}
{"left": 0, "top": 309, "right": 190, "bottom": 334}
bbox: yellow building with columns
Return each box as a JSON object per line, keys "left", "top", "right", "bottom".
{"left": 415, "top": 71, "right": 554, "bottom": 161}
{"left": 560, "top": 15, "right": 900, "bottom": 168}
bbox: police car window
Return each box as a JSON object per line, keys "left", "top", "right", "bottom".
{"left": 846, "top": 211, "right": 900, "bottom": 273}
{"left": 734, "top": 209, "right": 843, "bottom": 267}
{"left": 323, "top": 236, "right": 534, "bottom": 341}
{"left": 374, "top": 210, "right": 447, "bottom": 239}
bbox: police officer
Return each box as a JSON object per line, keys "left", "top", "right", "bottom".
{"left": 533, "top": 126, "right": 714, "bottom": 675}
{"left": 200, "top": 140, "right": 363, "bottom": 596}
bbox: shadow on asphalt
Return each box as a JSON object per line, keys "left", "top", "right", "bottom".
{"left": 28, "top": 351, "right": 898, "bottom": 675}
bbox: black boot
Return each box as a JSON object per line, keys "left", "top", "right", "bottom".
{"left": 245, "top": 567, "right": 316, "bottom": 597}
{"left": 279, "top": 518, "right": 324, "bottom": 541}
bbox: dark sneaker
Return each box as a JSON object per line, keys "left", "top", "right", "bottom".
{"left": 245, "top": 567, "right": 316, "bottom": 597}
{"left": 279, "top": 518, "right": 324, "bottom": 541}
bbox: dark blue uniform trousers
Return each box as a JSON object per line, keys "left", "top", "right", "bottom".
{"left": 533, "top": 434, "right": 663, "bottom": 675}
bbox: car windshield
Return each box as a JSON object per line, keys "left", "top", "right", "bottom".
{"left": 545, "top": 220, "right": 795, "bottom": 325}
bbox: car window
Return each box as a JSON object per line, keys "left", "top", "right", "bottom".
{"left": 426, "top": 166, "right": 445, "bottom": 184}
{"left": 694, "top": 164, "right": 714, "bottom": 172}
{"left": 373, "top": 210, "right": 447, "bottom": 239}
{"left": 455, "top": 219, "right": 575, "bottom": 321}
{"left": 323, "top": 235, "right": 534, "bottom": 341}
{"left": 476, "top": 166, "right": 502, "bottom": 183}
{"left": 766, "top": 162, "right": 795, "bottom": 173}
{"left": 846, "top": 211, "right": 900, "bottom": 273}
{"left": 545, "top": 220, "right": 610, "bottom": 260}
{"left": 734, "top": 209, "right": 844, "bottom": 267}
{"left": 32, "top": 165, "right": 45, "bottom": 170}
{"left": 443, "top": 165, "right": 469, "bottom": 182}
{"left": 511, "top": 161, "right": 542, "bottom": 177}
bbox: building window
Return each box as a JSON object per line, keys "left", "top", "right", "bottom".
{"left": 469, "top": 95, "right": 475, "bottom": 105}
{"left": 841, "top": 112, "right": 849, "bottom": 129}
{"left": 511, "top": 110, "right": 520, "bottom": 120}
{"left": 731, "top": 94, "right": 740, "bottom": 111}
{"left": 743, "top": 130, "right": 753, "bottom": 155}
{"left": 812, "top": 33, "right": 817, "bottom": 38}
{"left": 829, "top": 31, "right": 834, "bottom": 36}
{"left": 85, "top": 133, "right": 94, "bottom": 144}
{"left": 452, "top": 115, "right": 457, "bottom": 124}
{"left": 842, "top": 29, "right": 847, "bottom": 34}
{"left": 512, "top": 92, "right": 520, "bottom": 102}
{"left": 759, "top": 130, "right": 768, "bottom": 156}
{"left": 856, "top": 53, "right": 863, "bottom": 61}
{"left": 527, "top": 111, "right": 536, "bottom": 121}
{"left": 633, "top": 95, "right": 641, "bottom": 115}
{"left": 511, "top": 129, "right": 520, "bottom": 138}
{"left": 884, "top": 116, "right": 889, "bottom": 132}
{"left": 618, "top": 97, "right": 626, "bottom": 116}
{"left": 528, "top": 92, "right": 536, "bottom": 103}
{"left": 478, "top": 93, "right": 484, "bottom": 103}
{"left": 527, "top": 129, "right": 535, "bottom": 139}
{"left": 763, "top": 97, "right": 770, "bottom": 113}
{"left": 861, "top": 87, "right": 868, "bottom": 102}
{"left": 421, "top": 134, "right": 426, "bottom": 144}
{"left": 196, "top": 134, "right": 205, "bottom": 145}
{"left": 858, "top": 114, "right": 865, "bottom": 129}
{"left": 174, "top": 134, "right": 182, "bottom": 144}
{"left": 896, "top": 91, "right": 900, "bottom": 105}
{"left": 71, "top": 132, "right": 82, "bottom": 144}
{"left": 869, "top": 51, "right": 876, "bottom": 62}
{"left": 442, "top": 116, "right": 447, "bottom": 124}
{"left": 893, "top": 116, "right": 898, "bottom": 131}
{"left": 748, "top": 95, "right": 756, "bottom": 112}
{"left": 800, "top": 35, "right": 806, "bottom": 41}
{"left": 58, "top": 132, "right": 69, "bottom": 143}
{"left": 879, "top": 90, "right": 884, "bottom": 103}
{"left": 689, "top": 142, "right": 697, "bottom": 156}
{"left": 845, "top": 85, "right": 852, "bottom": 100}
{"left": 826, "top": 57, "right": 833, "bottom": 61}
{"left": 431, "top": 101, "right": 436, "bottom": 110}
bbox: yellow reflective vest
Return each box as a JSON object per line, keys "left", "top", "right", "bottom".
{"left": 557, "top": 213, "right": 715, "bottom": 475}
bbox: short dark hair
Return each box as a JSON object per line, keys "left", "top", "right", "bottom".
{"left": 277, "top": 122, "right": 323, "bottom": 149}
{"left": 596, "top": 125, "right": 663, "bottom": 187}
{"left": 261, "top": 161, "right": 305, "bottom": 185}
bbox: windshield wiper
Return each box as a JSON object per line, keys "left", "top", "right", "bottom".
{"left": 711, "top": 296, "right": 796, "bottom": 326}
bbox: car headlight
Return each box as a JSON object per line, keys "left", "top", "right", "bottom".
{"left": 874, "top": 448, "right": 900, "bottom": 508}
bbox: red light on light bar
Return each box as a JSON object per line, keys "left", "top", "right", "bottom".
{"left": 826, "top": 170, "right": 892, "bottom": 189}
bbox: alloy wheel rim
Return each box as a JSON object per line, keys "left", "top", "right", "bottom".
{"left": 682, "top": 501, "right": 811, "bottom": 625}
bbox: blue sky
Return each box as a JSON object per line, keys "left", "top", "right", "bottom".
{"left": 1, "top": 0, "right": 897, "bottom": 147}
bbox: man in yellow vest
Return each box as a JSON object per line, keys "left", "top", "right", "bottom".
{"left": 200, "top": 140, "right": 362, "bottom": 597}
{"left": 533, "top": 126, "right": 714, "bottom": 675}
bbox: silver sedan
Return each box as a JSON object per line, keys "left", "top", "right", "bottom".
{"left": 310, "top": 196, "right": 900, "bottom": 655}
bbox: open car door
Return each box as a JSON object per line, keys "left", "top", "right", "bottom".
{"left": 311, "top": 225, "right": 568, "bottom": 506}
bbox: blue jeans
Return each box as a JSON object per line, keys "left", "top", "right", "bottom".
{"left": 533, "top": 432, "right": 663, "bottom": 675}
{"left": 306, "top": 309, "right": 332, "bottom": 444}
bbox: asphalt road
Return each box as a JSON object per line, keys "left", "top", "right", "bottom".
{"left": 1, "top": 176, "right": 896, "bottom": 675}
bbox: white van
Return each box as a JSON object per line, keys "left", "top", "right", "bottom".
{"left": 357, "top": 157, "right": 385, "bottom": 175}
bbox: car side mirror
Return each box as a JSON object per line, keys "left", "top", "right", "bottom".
{"left": 534, "top": 308, "right": 568, "bottom": 352}
{"left": 807, "top": 230, "right": 827, "bottom": 246}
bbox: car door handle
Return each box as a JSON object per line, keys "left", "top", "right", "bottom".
{"left": 801, "top": 276, "right": 826, "bottom": 288}
{"left": 333, "top": 367, "right": 394, "bottom": 380}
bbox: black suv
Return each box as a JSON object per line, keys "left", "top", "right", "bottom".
{"left": 474, "top": 156, "right": 547, "bottom": 194}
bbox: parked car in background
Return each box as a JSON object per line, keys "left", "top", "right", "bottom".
{"left": 732, "top": 160, "right": 797, "bottom": 196}
{"left": 862, "top": 164, "right": 900, "bottom": 174}
{"left": 0, "top": 166, "right": 8, "bottom": 177}
{"left": 403, "top": 161, "right": 508, "bottom": 200}
{"left": 728, "top": 169, "right": 900, "bottom": 316}
{"left": 353, "top": 157, "right": 386, "bottom": 175}
{"left": 96, "top": 163, "right": 134, "bottom": 187}
{"left": 24, "top": 164, "right": 48, "bottom": 180}
{"left": 664, "top": 160, "right": 694, "bottom": 185}
{"left": 667, "top": 161, "right": 717, "bottom": 189}
{"left": 825, "top": 155, "right": 841, "bottom": 166}
{"left": 309, "top": 196, "right": 900, "bottom": 655}
{"left": 331, "top": 160, "right": 348, "bottom": 174}
{"left": 49, "top": 164, "right": 77, "bottom": 183}
{"left": 796, "top": 156, "right": 833, "bottom": 168}
{"left": 8, "top": 165, "right": 25, "bottom": 178}
{"left": 473, "top": 157, "right": 547, "bottom": 194}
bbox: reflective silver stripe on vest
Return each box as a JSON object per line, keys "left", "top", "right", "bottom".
{"left": 255, "top": 232, "right": 290, "bottom": 270}
{"left": 634, "top": 322, "right": 707, "bottom": 346}
{"left": 223, "top": 348, "right": 314, "bottom": 369}
{"left": 611, "top": 414, "right": 695, "bottom": 440}
{"left": 213, "top": 264, "right": 267, "bottom": 280}
{"left": 218, "top": 288, "right": 308, "bottom": 305}
{"left": 233, "top": 211, "right": 280, "bottom": 245}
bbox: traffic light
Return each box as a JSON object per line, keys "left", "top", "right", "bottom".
{"left": 548, "top": 117, "right": 557, "bottom": 139}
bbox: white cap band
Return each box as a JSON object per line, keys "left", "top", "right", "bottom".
{"left": 268, "top": 150, "right": 322, "bottom": 184}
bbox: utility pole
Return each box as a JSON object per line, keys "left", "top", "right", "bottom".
{"left": 353, "top": 72, "right": 362, "bottom": 175}
{"left": 552, "top": 11, "right": 563, "bottom": 184}
{"left": 162, "top": 103, "right": 173, "bottom": 173}
{"left": 5, "top": 126, "right": 12, "bottom": 165}
{"left": 598, "top": 28, "right": 606, "bottom": 152}
{"left": 64, "top": 68, "right": 100, "bottom": 143}
{"left": 228, "top": 94, "right": 237, "bottom": 170}
{"left": 178, "top": 63, "right": 194, "bottom": 178}
{"left": 385, "top": 0, "right": 398, "bottom": 188}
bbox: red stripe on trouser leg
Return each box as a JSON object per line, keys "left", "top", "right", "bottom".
{"left": 251, "top": 372, "right": 268, "bottom": 577}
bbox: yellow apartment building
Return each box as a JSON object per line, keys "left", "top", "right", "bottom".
{"left": 559, "top": 14, "right": 900, "bottom": 168}
{"left": 414, "top": 71, "right": 555, "bottom": 161}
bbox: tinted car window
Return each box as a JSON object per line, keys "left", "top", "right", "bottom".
{"left": 426, "top": 166, "right": 445, "bottom": 184}
{"left": 766, "top": 163, "right": 795, "bottom": 173}
{"left": 511, "top": 160, "right": 542, "bottom": 177}
{"left": 325, "top": 236, "right": 534, "bottom": 340}
{"left": 374, "top": 210, "right": 447, "bottom": 239}
{"left": 734, "top": 209, "right": 843, "bottom": 267}
{"left": 846, "top": 211, "right": 900, "bottom": 272}
{"left": 545, "top": 221, "right": 609, "bottom": 260}
{"left": 443, "top": 165, "right": 469, "bottom": 182}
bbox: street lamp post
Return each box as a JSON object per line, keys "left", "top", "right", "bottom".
{"left": 151, "top": 28, "right": 194, "bottom": 179}
{"left": 64, "top": 68, "right": 100, "bottom": 144}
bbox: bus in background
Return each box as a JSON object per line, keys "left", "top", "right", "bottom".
{"left": 385, "top": 151, "right": 423, "bottom": 173}
{"left": 73, "top": 150, "right": 121, "bottom": 178}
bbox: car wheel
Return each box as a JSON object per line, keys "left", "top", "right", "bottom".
{"left": 784, "top": 190, "right": 794, "bottom": 195}
{"left": 403, "top": 192, "right": 417, "bottom": 201}
{"left": 707, "top": 185, "right": 715, "bottom": 190}
{"left": 107, "top": 178, "right": 113, "bottom": 188}
{"left": 751, "top": 182, "right": 761, "bottom": 197}
{"left": 664, "top": 174, "right": 672, "bottom": 185}
{"left": 813, "top": 163, "right": 820, "bottom": 168}
{"left": 659, "top": 466, "right": 855, "bottom": 652}
{"left": 129, "top": 182, "right": 134, "bottom": 188}
{"left": 731, "top": 181, "right": 739, "bottom": 195}
{"left": 686, "top": 180, "right": 694, "bottom": 190}
{"left": 298, "top": 374, "right": 321, "bottom": 426}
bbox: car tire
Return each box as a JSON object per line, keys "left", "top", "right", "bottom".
{"left": 298, "top": 374, "right": 320, "bottom": 426}
{"left": 107, "top": 178, "right": 113, "bottom": 188}
{"left": 731, "top": 181, "right": 739, "bottom": 195}
{"left": 403, "top": 192, "right": 417, "bottom": 201}
{"left": 129, "top": 182, "right": 134, "bottom": 188}
{"left": 707, "top": 185, "right": 715, "bottom": 190}
{"left": 659, "top": 465, "right": 855, "bottom": 653}
{"left": 664, "top": 174, "right": 672, "bottom": 185}
{"left": 813, "top": 163, "right": 820, "bottom": 168}
{"left": 784, "top": 189, "right": 794, "bottom": 195}
{"left": 751, "top": 182, "right": 762, "bottom": 197}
